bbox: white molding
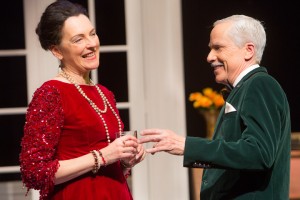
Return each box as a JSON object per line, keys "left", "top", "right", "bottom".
{"left": 24, "top": 0, "right": 57, "bottom": 102}
{"left": 0, "top": 108, "right": 27, "bottom": 115}
{"left": 0, "top": 50, "right": 27, "bottom": 56}
{"left": 140, "top": 0, "right": 189, "bottom": 200}
{"left": 124, "top": 1, "right": 149, "bottom": 199}
{"left": 0, "top": 166, "right": 20, "bottom": 173}
{"left": 100, "top": 45, "right": 128, "bottom": 52}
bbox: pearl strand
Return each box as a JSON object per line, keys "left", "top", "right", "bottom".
{"left": 60, "top": 70, "right": 122, "bottom": 143}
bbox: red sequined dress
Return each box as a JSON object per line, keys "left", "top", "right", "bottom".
{"left": 20, "top": 80, "right": 132, "bottom": 200}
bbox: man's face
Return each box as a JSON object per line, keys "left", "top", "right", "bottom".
{"left": 207, "top": 22, "right": 246, "bottom": 85}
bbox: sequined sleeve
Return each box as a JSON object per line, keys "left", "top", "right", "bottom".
{"left": 20, "top": 84, "right": 64, "bottom": 200}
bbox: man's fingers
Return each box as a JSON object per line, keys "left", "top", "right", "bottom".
{"left": 145, "top": 145, "right": 164, "bottom": 154}
{"left": 138, "top": 135, "right": 161, "bottom": 144}
{"left": 140, "top": 129, "right": 162, "bottom": 136}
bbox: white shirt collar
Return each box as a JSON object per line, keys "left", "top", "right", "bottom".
{"left": 233, "top": 64, "right": 260, "bottom": 87}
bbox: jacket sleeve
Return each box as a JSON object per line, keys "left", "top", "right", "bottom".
{"left": 20, "top": 84, "right": 64, "bottom": 199}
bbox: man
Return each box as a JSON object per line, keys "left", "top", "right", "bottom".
{"left": 139, "top": 15, "right": 291, "bottom": 199}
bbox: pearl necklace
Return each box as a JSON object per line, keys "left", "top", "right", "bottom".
{"left": 60, "top": 70, "right": 122, "bottom": 143}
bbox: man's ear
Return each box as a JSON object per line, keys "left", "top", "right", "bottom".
{"left": 50, "top": 45, "right": 63, "bottom": 60}
{"left": 244, "top": 42, "right": 255, "bottom": 61}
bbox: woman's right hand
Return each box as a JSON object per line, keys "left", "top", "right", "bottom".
{"left": 100, "top": 135, "right": 138, "bottom": 166}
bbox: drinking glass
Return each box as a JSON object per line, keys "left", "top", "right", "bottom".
{"left": 116, "top": 130, "right": 138, "bottom": 138}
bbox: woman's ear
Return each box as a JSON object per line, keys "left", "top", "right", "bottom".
{"left": 50, "top": 45, "right": 63, "bottom": 60}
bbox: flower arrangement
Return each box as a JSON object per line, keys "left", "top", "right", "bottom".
{"left": 189, "top": 87, "right": 224, "bottom": 139}
{"left": 189, "top": 87, "right": 224, "bottom": 111}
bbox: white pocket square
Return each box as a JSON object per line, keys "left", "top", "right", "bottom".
{"left": 225, "top": 102, "right": 236, "bottom": 113}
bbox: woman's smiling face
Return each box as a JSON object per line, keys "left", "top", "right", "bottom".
{"left": 55, "top": 14, "right": 100, "bottom": 74}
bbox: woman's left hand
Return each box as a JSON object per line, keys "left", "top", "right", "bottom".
{"left": 121, "top": 144, "right": 146, "bottom": 168}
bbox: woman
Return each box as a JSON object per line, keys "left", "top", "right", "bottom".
{"left": 19, "top": 1, "right": 145, "bottom": 199}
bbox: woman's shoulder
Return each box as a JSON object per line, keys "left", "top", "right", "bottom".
{"left": 36, "top": 79, "right": 73, "bottom": 93}
{"left": 27, "top": 81, "right": 64, "bottom": 116}
{"left": 30, "top": 80, "right": 65, "bottom": 103}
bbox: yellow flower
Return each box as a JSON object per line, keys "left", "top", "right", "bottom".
{"left": 189, "top": 87, "right": 224, "bottom": 110}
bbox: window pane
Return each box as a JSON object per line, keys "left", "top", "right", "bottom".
{"left": 0, "top": 56, "right": 28, "bottom": 108}
{"left": 119, "top": 109, "right": 130, "bottom": 131}
{"left": 0, "top": 114, "right": 25, "bottom": 167}
{"left": 97, "top": 52, "right": 128, "bottom": 102}
{"left": 0, "top": 174, "right": 21, "bottom": 182}
{"left": 95, "top": 0, "right": 126, "bottom": 45}
{"left": 0, "top": 0, "right": 25, "bottom": 50}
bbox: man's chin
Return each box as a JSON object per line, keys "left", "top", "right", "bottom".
{"left": 215, "top": 77, "right": 227, "bottom": 85}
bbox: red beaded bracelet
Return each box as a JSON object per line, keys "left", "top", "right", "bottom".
{"left": 98, "top": 150, "right": 106, "bottom": 166}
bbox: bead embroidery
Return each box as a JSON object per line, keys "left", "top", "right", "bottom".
{"left": 20, "top": 84, "right": 63, "bottom": 200}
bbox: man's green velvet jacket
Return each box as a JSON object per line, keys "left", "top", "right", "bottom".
{"left": 184, "top": 67, "right": 291, "bottom": 199}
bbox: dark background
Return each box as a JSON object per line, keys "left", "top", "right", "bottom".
{"left": 182, "top": 0, "right": 300, "bottom": 138}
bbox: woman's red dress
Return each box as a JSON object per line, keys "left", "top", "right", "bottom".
{"left": 20, "top": 80, "right": 132, "bottom": 200}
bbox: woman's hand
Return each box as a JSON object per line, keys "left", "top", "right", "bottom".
{"left": 121, "top": 143, "right": 147, "bottom": 168}
{"left": 100, "top": 135, "right": 138, "bottom": 166}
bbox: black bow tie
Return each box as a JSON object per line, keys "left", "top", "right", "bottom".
{"left": 220, "top": 86, "right": 232, "bottom": 101}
